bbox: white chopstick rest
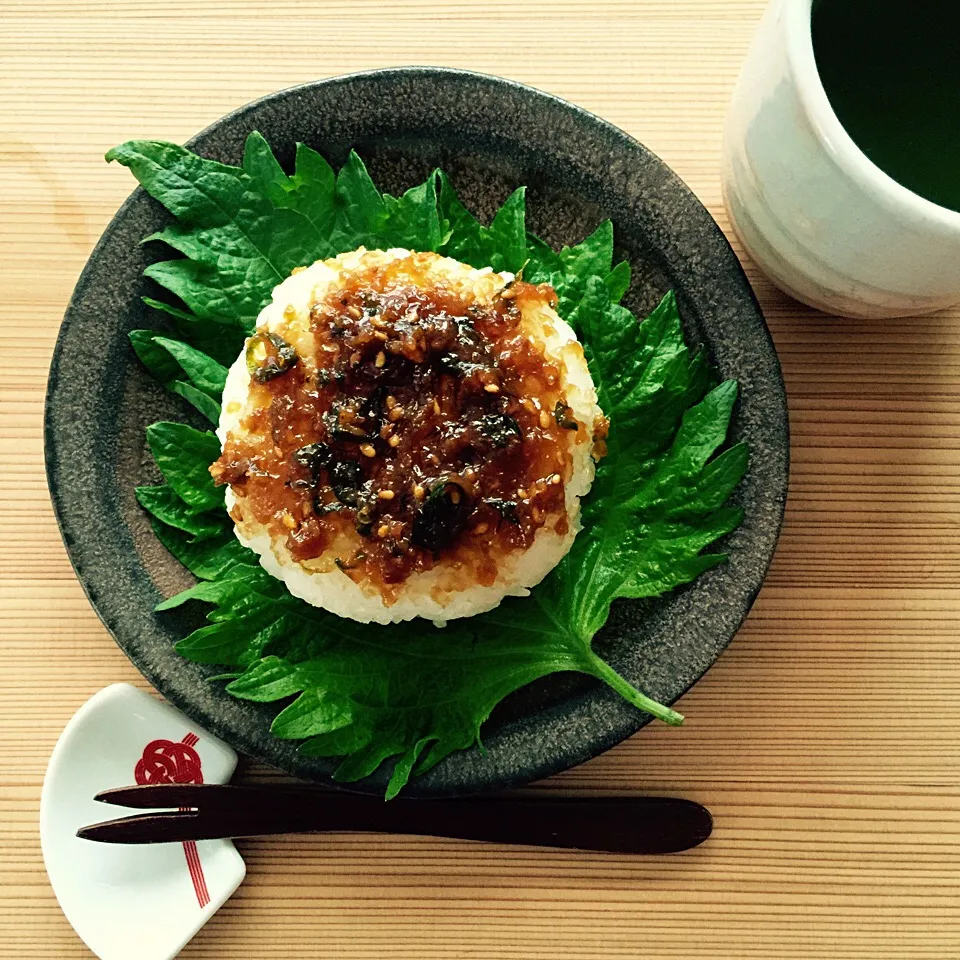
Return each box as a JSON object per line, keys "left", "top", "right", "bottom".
{"left": 40, "top": 684, "right": 246, "bottom": 960}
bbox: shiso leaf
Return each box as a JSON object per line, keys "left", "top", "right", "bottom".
{"left": 135, "top": 485, "right": 224, "bottom": 541}
{"left": 109, "top": 140, "right": 330, "bottom": 336}
{"left": 144, "top": 258, "right": 264, "bottom": 333}
{"left": 486, "top": 187, "right": 529, "bottom": 274}
{"left": 526, "top": 220, "right": 612, "bottom": 310}
{"left": 241, "top": 131, "right": 290, "bottom": 203}
{"left": 329, "top": 150, "right": 387, "bottom": 250}
{"left": 298, "top": 718, "right": 374, "bottom": 758}
{"left": 275, "top": 143, "right": 338, "bottom": 237}
{"left": 140, "top": 297, "right": 244, "bottom": 367}
{"left": 129, "top": 330, "right": 227, "bottom": 422}
{"left": 128, "top": 329, "right": 182, "bottom": 385}
{"left": 147, "top": 336, "right": 227, "bottom": 395}
{"left": 175, "top": 620, "right": 272, "bottom": 668}
{"left": 169, "top": 381, "right": 221, "bottom": 424}
{"left": 270, "top": 689, "right": 354, "bottom": 741}
{"left": 224, "top": 656, "right": 302, "bottom": 701}
{"left": 149, "top": 520, "right": 250, "bottom": 581}
{"left": 145, "top": 422, "right": 223, "bottom": 511}
{"left": 112, "top": 133, "right": 748, "bottom": 797}
{"left": 380, "top": 173, "right": 448, "bottom": 252}
{"left": 604, "top": 259, "right": 632, "bottom": 303}
{"left": 525, "top": 219, "right": 632, "bottom": 317}
{"left": 436, "top": 173, "right": 528, "bottom": 273}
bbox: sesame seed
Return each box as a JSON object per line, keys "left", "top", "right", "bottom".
{"left": 388, "top": 434, "right": 401, "bottom": 448}
{"left": 388, "top": 407, "right": 404, "bottom": 422}
{"left": 433, "top": 400, "right": 441, "bottom": 415}
{"left": 549, "top": 473, "right": 562, "bottom": 485}
{"left": 539, "top": 410, "right": 551, "bottom": 429}
{"left": 413, "top": 484, "right": 425, "bottom": 500}
{"left": 386, "top": 395, "right": 397, "bottom": 409}
{"left": 359, "top": 443, "right": 376, "bottom": 458}
{"left": 375, "top": 351, "right": 386, "bottom": 368}
{"left": 347, "top": 305, "right": 362, "bottom": 319}
{"left": 377, "top": 524, "right": 390, "bottom": 538}
{"left": 350, "top": 351, "right": 361, "bottom": 366}
{"left": 378, "top": 489, "right": 395, "bottom": 500}
{"left": 449, "top": 489, "right": 461, "bottom": 505}
{"left": 281, "top": 511, "right": 297, "bottom": 530}
{"left": 484, "top": 383, "right": 500, "bottom": 394}
{"left": 517, "top": 488, "right": 528, "bottom": 500}
{"left": 473, "top": 523, "right": 489, "bottom": 535}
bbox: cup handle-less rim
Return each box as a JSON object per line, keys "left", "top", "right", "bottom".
{"left": 783, "top": 0, "right": 960, "bottom": 234}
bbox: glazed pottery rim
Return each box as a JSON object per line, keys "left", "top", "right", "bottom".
{"left": 46, "top": 66, "right": 789, "bottom": 797}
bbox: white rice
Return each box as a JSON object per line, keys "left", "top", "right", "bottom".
{"left": 217, "top": 248, "right": 604, "bottom": 626}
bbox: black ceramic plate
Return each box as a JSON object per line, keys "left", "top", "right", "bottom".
{"left": 45, "top": 68, "right": 788, "bottom": 797}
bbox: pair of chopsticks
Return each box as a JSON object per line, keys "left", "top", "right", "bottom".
{"left": 79, "top": 783, "right": 712, "bottom": 854}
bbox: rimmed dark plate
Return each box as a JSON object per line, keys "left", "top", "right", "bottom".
{"left": 45, "top": 68, "right": 788, "bottom": 797}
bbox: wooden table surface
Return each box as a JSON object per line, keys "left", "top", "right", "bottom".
{"left": 3, "top": 1, "right": 959, "bottom": 957}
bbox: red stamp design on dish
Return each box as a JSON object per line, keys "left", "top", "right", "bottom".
{"left": 135, "top": 733, "right": 210, "bottom": 907}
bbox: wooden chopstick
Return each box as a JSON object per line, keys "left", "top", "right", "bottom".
{"left": 78, "top": 784, "right": 712, "bottom": 854}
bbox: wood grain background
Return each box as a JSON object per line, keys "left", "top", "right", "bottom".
{"left": 2, "top": 1, "right": 958, "bottom": 957}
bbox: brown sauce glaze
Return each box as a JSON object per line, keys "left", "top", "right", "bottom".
{"left": 212, "top": 255, "right": 596, "bottom": 599}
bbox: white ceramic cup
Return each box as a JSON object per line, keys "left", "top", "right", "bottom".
{"left": 722, "top": 0, "right": 960, "bottom": 319}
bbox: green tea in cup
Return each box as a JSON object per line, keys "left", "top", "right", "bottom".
{"left": 812, "top": 0, "right": 960, "bottom": 213}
